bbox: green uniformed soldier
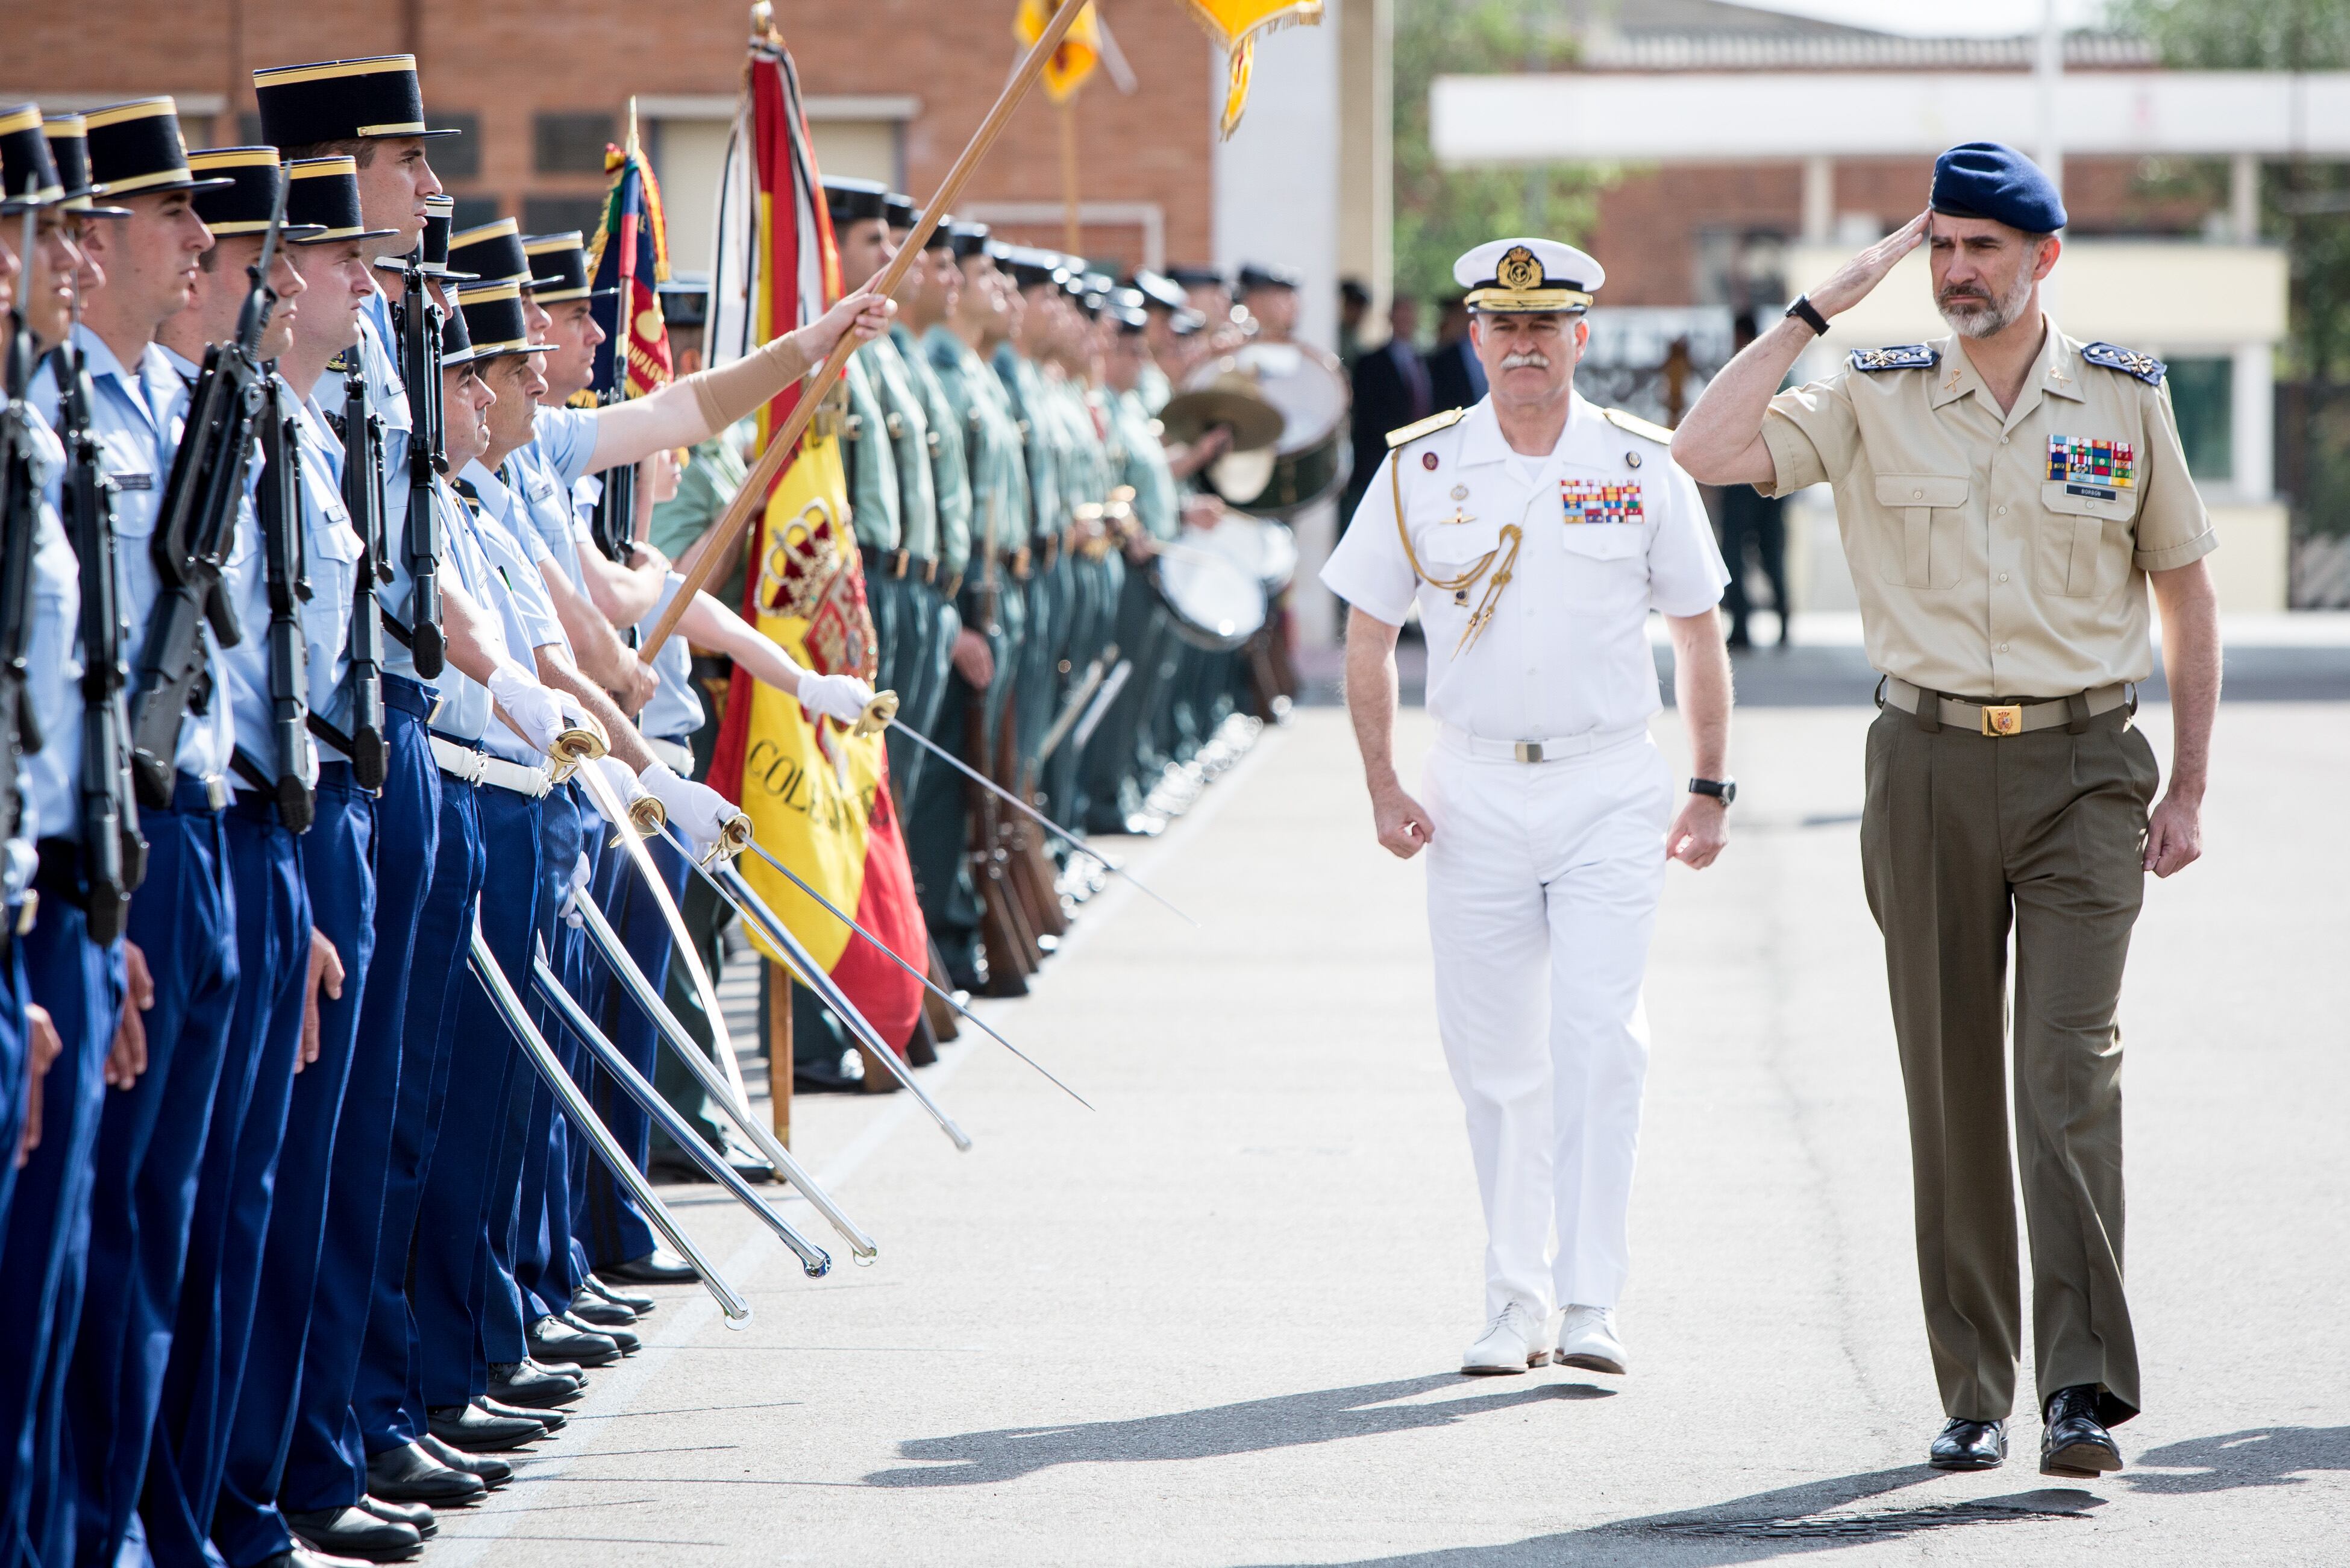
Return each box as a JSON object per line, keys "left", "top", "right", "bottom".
{"left": 824, "top": 180, "right": 904, "bottom": 702}
{"left": 994, "top": 249, "right": 1076, "bottom": 824}
{"left": 1041, "top": 265, "right": 1119, "bottom": 834}
{"left": 1675, "top": 142, "right": 2220, "bottom": 1482}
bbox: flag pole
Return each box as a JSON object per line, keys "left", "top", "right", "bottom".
{"left": 1060, "top": 98, "right": 1082, "bottom": 256}
{"left": 638, "top": 0, "right": 1091, "bottom": 662}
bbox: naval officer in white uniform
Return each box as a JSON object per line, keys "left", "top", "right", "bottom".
{"left": 1321, "top": 238, "right": 1735, "bottom": 1378}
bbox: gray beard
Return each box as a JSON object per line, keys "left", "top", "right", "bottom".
{"left": 1937, "top": 269, "right": 2035, "bottom": 340}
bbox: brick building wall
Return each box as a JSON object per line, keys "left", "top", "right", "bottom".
{"left": 2, "top": 0, "right": 1219, "bottom": 275}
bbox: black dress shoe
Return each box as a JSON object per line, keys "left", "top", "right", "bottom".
{"left": 1929, "top": 1417, "right": 2008, "bottom": 1470}
{"left": 479, "top": 1394, "right": 566, "bottom": 1431}
{"left": 566, "top": 1286, "right": 639, "bottom": 1328}
{"left": 425, "top": 1402, "right": 545, "bottom": 1452}
{"left": 563, "top": 1308, "right": 638, "bottom": 1354}
{"left": 359, "top": 1495, "right": 435, "bottom": 1538}
{"left": 489, "top": 1358, "right": 586, "bottom": 1408}
{"left": 528, "top": 1312, "right": 620, "bottom": 1367}
{"left": 365, "top": 1440, "right": 487, "bottom": 1503}
{"left": 418, "top": 1432, "right": 511, "bottom": 1487}
{"left": 284, "top": 1504, "right": 422, "bottom": 1563}
{"left": 584, "top": 1274, "right": 658, "bottom": 1314}
{"left": 603, "top": 1250, "right": 698, "bottom": 1286}
{"left": 2041, "top": 1385, "right": 2125, "bottom": 1476}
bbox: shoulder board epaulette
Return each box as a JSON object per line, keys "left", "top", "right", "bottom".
{"left": 1849, "top": 344, "right": 1940, "bottom": 373}
{"left": 2081, "top": 341, "right": 2167, "bottom": 386}
{"left": 1385, "top": 406, "right": 1467, "bottom": 449}
{"left": 324, "top": 350, "right": 354, "bottom": 375}
{"left": 1600, "top": 406, "right": 1673, "bottom": 445}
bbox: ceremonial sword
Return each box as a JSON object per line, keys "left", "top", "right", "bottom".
{"left": 661, "top": 823, "right": 1092, "bottom": 1111}
{"left": 565, "top": 888, "right": 878, "bottom": 1260}
{"left": 847, "top": 692, "right": 1198, "bottom": 927}
{"left": 527, "top": 947, "right": 830, "bottom": 1275}
{"left": 466, "top": 918, "right": 752, "bottom": 1325}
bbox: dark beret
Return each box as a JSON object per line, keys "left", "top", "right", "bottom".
{"left": 1930, "top": 142, "right": 2067, "bottom": 234}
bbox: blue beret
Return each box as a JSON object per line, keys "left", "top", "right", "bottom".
{"left": 1930, "top": 142, "right": 2067, "bottom": 234}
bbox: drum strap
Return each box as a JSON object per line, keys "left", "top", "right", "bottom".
{"left": 1390, "top": 450, "right": 1521, "bottom": 655}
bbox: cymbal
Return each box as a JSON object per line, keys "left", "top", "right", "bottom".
{"left": 1159, "top": 373, "right": 1285, "bottom": 454}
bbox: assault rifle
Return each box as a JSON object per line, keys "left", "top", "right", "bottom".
{"left": 60, "top": 281, "right": 147, "bottom": 941}
{"left": 319, "top": 355, "right": 390, "bottom": 787}
{"left": 1, "top": 205, "right": 42, "bottom": 929}
{"left": 390, "top": 243, "right": 445, "bottom": 677}
{"left": 586, "top": 386, "right": 638, "bottom": 569}
{"left": 125, "top": 177, "right": 286, "bottom": 808}
{"left": 243, "top": 376, "right": 314, "bottom": 830}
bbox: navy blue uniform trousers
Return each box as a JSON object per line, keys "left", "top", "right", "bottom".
{"left": 213, "top": 767, "right": 377, "bottom": 1565}
{"left": 275, "top": 695, "right": 438, "bottom": 1519}
{"left": 63, "top": 777, "right": 240, "bottom": 1568}
{"left": 142, "top": 799, "right": 310, "bottom": 1567}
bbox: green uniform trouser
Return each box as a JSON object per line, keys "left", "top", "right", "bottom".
{"left": 887, "top": 577, "right": 957, "bottom": 807}
{"left": 1079, "top": 560, "right": 1165, "bottom": 832}
{"left": 1014, "top": 563, "right": 1062, "bottom": 817}
{"left": 1860, "top": 700, "right": 2155, "bottom": 1428}
{"left": 1044, "top": 550, "right": 1114, "bottom": 830}
{"left": 864, "top": 550, "right": 903, "bottom": 697}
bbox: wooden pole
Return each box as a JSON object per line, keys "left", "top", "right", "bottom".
{"left": 638, "top": 0, "right": 1092, "bottom": 662}
{"left": 766, "top": 961, "right": 792, "bottom": 1145}
{"left": 1059, "top": 98, "right": 1082, "bottom": 256}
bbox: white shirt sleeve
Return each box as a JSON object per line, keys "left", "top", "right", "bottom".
{"left": 1319, "top": 451, "right": 1420, "bottom": 625}
{"left": 535, "top": 404, "right": 604, "bottom": 488}
{"left": 1644, "top": 454, "right": 1731, "bottom": 618}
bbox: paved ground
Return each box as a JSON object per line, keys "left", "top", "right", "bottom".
{"left": 429, "top": 698, "right": 2348, "bottom": 1567}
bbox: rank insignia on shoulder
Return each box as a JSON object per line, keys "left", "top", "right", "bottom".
{"left": 1386, "top": 406, "right": 1466, "bottom": 449}
{"left": 2081, "top": 341, "right": 2167, "bottom": 386}
{"left": 1600, "top": 406, "right": 1673, "bottom": 445}
{"left": 1850, "top": 344, "right": 1940, "bottom": 372}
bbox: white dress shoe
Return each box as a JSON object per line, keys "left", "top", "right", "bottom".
{"left": 1461, "top": 1302, "right": 1551, "bottom": 1375}
{"left": 1556, "top": 1304, "right": 1627, "bottom": 1375}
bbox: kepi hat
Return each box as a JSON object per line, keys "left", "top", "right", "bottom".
{"left": 283, "top": 156, "right": 397, "bottom": 245}
{"left": 186, "top": 148, "right": 327, "bottom": 241}
{"left": 82, "top": 99, "right": 235, "bottom": 199}
{"left": 253, "top": 55, "right": 462, "bottom": 145}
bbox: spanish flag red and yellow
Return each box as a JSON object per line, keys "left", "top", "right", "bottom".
{"left": 704, "top": 34, "right": 926, "bottom": 1053}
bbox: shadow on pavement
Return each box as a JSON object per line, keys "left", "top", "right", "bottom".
{"left": 2127, "top": 1426, "right": 2350, "bottom": 1494}
{"left": 863, "top": 1374, "right": 1613, "bottom": 1488}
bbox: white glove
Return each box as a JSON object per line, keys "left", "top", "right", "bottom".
{"left": 485, "top": 660, "right": 565, "bottom": 756}
{"left": 638, "top": 760, "right": 746, "bottom": 856}
{"left": 554, "top": 694, "right": 610, "bottom": 756}
{"left": 589, "top": 755, "right": 657, "bottom": 832}
{"left": 795, "top": 671, "right": 875, "bottom": 725}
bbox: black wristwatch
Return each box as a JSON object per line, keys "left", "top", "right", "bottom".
{"left": 1785, "top": 295, "right": 1829, "bottom": 337}
{"left": 1689, "top": 777, "right": 1737, "bottom": 806}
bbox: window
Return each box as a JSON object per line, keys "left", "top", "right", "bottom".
{"left": 1691, "top": 228, "right": 1787, "bottom": 312}
{"left": 534, "top": 113, "right": 615, "bottom": 175}
{"left": 2165, "top": 356, "right": 2233, "bottom": 482}
{"left": 450, "top": 196, "right": 501, "bottom": 233}
{"left": 523, "top": 195, "right": 606, "bottom": 240}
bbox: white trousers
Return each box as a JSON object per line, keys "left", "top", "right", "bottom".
{"left": 1421, "top": 727, "right": 1672, "bottom": 1323}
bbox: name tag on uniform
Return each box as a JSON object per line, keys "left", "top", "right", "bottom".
{"left": 114, "top": 471, "right": 154, "bottom": 492}
{"left": 2046, "top": 435, "right": 2134, "bottom": 491}
{"left": 526, "top": 477, "right": 556, "bottom": 504}
{"left": 1560, "top": 480, "right": 1641, "bottom": 525}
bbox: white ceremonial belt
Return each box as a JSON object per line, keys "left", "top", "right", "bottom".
{"left": 1438, "top": 721, "right": 1648, "bottom": 765}
{"left": 644, "top": 735, "right": 697, "bottom": 778}
{"left": 430, "top": 735, "right": 554, "bottom": 798}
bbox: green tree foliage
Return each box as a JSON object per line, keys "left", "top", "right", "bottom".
{"left": 1391, "top": 0, "right": 1612, "bottom": 313}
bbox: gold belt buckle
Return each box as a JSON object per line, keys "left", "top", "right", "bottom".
{"left": 1981, "top": 704, "right": 2024, "bottom": 737}
{"left": 1514, "top": 740, "right": 1545, "bottom": 763}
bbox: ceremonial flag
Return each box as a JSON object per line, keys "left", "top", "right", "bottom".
{"left": 703, "top": 32, "right": 926, "bottom": 1053}
{"left": 1015, "top": 0, "right": 1103, "bottom": 103}
{"left": 1188, "top": 0, "right": 1325, "bottom": 137}
{"left": 586, "top": 119, "right": 672, "bottom": 399}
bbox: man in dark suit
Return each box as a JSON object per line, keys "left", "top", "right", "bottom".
{"left": 1424, "top": 293, "right": 1487, "bottom": 412}
{"left": 1346, "top": 295, "right": 1432, "bottom": 531}
{"left": 1716, "top": 311, "right": 1791, "bottom": 647}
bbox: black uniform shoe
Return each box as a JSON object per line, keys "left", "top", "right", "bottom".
{"left": 425, "top": 1402, "right": 545, "bottom": 1452}
{"left": 584, "top": 1274, "right": 658, "bottom": 1314}
{"left": 2040, "top": 1385, "right": 2125, "bottom": 1476}
{"left": 603, "top": 1250, "right": 698, "bottom": 1286}
{"left": 563, "top": 1309, "right": 638, "bottom": 1354}
{"left": 284, "top": 1505, "right": 422, "bottom": 1563}
{"left": 252, "top": 1546, "right": 375, "bottom": 1568}
{"left": 528, "top": 1312, "right": 619, "bottom": 1367}
{"left": 566, "top": 1286, "right": 639, "bottom": 1328}
{"left": 792, "top": 1050, "right": 866, "bottom": 1094}
{"left": 1929, "top": 1417, "right": 2008, "bottom": 1470}
{"left": 479, "top": 1394, "right": 565, "bottom": 1431}
{"left": 418, "top": 1432, "right": 511, "bottom": 1488}
{"left": 358, "top": 1496, "right": 436, "bottom": 1538}
{"left": 489, "top": 1359, "right": 585, "bottom": 1408}
{"left": 365, "top": 1441, "right": 487, "bottom": 1503}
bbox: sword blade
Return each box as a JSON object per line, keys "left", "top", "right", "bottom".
{"left": 880, "top": 721, "right": 1199, "bottom": 928}
{"left": 573, "top": 763, "right": 753, "bottom": 1107}
{"left": 466, "top": 919, "right": 751, "bottom": 1324}
{"left": 568, "top": 889, "right": 877, "bottom": 1259}
{"left": 685, "top": 827, "right": 1092, "bottom": 1112}
{"left": 529, "top": 951, "right": 830, "bottom": 1276}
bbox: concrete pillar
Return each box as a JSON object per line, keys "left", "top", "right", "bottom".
{"left": 1337, "top": 0, "right": 1394, "bottom": 316}
{"left": 2231, "top": 152, "right": 2261, "bottom": 242}
{"left": 2234, "top": 339, "right": 2273, "bottom": 502}
{"left": 1802, "top": 156, "right": 1834, "bottom": 243}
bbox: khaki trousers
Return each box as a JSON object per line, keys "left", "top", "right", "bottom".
{"left": 1860, "top": 701, "right": 2157, "bottom": 1428}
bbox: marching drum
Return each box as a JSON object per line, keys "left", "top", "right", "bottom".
{"left": 1192, "top": 342, "right": 1352, "bottom": 519}
{"left": 1147, "top": 512, "right": 1300, "bottom": 652}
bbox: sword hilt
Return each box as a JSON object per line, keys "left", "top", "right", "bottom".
{"left": 627, "top": 794, "right": 666, "bottom": 838}
{"left": 711, "top": 809, "right": 754, "bottom": 864}
{"left": 851, "top": 689, "right": 900, "bottom": 739}
{"left": 548, "top": 724, "right": 608, "bottom": 782}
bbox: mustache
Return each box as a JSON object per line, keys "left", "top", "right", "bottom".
{"left": 1937, "top": 284, "right": 1993, "bottom": 304}
{"left": 1500, "top": 351, "right": 1552, "bottom": 369}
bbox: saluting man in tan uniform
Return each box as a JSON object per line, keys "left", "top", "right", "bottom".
{"left": 1677, "top": 142, "right": 2221, "bottom": 1479}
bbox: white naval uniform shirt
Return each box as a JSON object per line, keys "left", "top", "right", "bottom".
{"left": 1321, "top": 392, "right": 1728, "bottom": 743}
